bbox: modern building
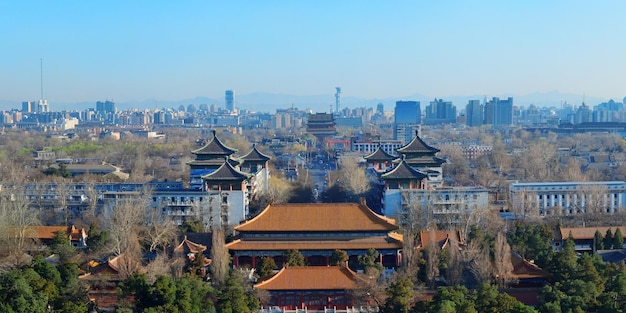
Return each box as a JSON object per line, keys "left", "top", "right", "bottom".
{"left": 394, "top": 100, "right": 421, "bottom": 142}
{"left": 384, "top": 187, "right": 489, "bottom": 226}
{"left": 225, "top": 90, "right": 235, "bottom": 112}
{"left": 356, "top": 139, "right": 401, "bottom": 156}
{"left": 484, "top": 97, "right": 513, "bottom": 126}
{"left": 424, "top": 98, "right": 457, "bottom": 125}
{"left": 509, "top": 181, "right": 626, "bottom": 217}
{"left": 466, "top": 99, "right": 484, "bottom": 127}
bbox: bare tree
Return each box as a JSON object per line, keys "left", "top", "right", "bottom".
{"left": 0, "top": 187, "right": 39, "bottom": 266}
{"left": 266, "top": 175, "right": 292, "bottom": 204}
{"left": 106, "top": 198, "right": 145, "bottom": 256}
{"left": 425, "top": 229, "right": 440, "bottom": 289}
{"left": 210, "top": 226, "right": 230, "bottom": 287}
{"left": 144, "top": 205, "right": 177, "bottom": 253}
{"left": 464, "top": 240, "right": 492, "bottom": 285}
{"left": 445, "top": 235, "right": 463, "bottom": 286}
{"left": 338, "top": 156, "right": 370, "bottom": 197}
{"left": 493, "top": 232, "right": 513, "bottom": 288}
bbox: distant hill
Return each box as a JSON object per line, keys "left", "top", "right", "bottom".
{"left": 0, "top": 91, "right": 619, "bottom": 113}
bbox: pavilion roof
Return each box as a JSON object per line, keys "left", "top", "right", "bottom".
{"left": 254, "top": 266, "right": 361, "bottom": 290}
{"left": 191, "top": 130, "right": 237, "bottom": 156}
{"left": 174, "top": 235, "right": 207, "bottom": 254}
{"left": 240, "top": 144, "right": 271, "bottom": 162}
{"left": 234, "top": 203, "right": 398, "bottom": 232}
{"left": 363, "top": 145, "right": 396, "bottom": 162}
{"left": 188, "top": 157, "right": 241, "bottom": 168}
{"left": 381, "top": 159, "right": 427, "bottom": 180}
{"left": 399, "top": 155, "right": 446, "bottom": 166}
{"left": 396, "top": 131, "right": 440, "bottom": 154}
{"left": 201, "top": 159, "right": 252, "bottom": 181}
{"left": 226, "top": 234, "right": 403, "bottom": 251}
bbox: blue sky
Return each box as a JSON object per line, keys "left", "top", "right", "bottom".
{"left": 2, "top": 1, "right": 625, "bottom": 105}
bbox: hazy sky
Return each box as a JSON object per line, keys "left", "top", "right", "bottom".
{"left": 2, "top": 1, "right": 625, "bottom": 104}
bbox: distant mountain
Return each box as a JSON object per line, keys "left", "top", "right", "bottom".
{"left": 0, "top": 91, "right": 620, "bottom": 113}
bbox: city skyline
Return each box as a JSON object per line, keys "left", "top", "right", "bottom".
{"left": 2, "top": 1, "right": 626, "bottom": 107}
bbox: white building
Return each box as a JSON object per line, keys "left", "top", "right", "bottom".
{"left": 509, "top": 181, "right": 626, "bottom": 216}
{"left": 385, "top": 187, "right": 489, "bottom": 226}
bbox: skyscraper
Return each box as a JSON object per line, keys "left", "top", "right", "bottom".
{"left": 424, "top": 98, "right": 456, "bottom": 125}
{"left": 394, "top": 101, "right": 421, "bottom": 142}
{"left": 484, "top": 97, "right": 513, "bottom": 126}
{"left": 225, "top": 90, "right": 235, "bottom": 112}
{"left": 466, "top": 100, "right": 483, "bottom": 127}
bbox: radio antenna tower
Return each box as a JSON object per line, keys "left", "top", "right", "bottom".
{"left": 335, "top": 87, "right": 341, "bottom": 113}
{"left": 40, "top": 58, "right": 44, "bottom": 100}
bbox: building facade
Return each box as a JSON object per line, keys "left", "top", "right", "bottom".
{"left": 509, "top": 181, "right": 626, "bottom": 217}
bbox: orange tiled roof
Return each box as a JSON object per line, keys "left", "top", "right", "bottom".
{"left": 560, "top": 226, "right": 626, "bottom": 240}
{"left": 23, "top": 226, "right": 69, "bottom": 240}
{"left": 174, "top": 235, "right": 207, "bottom": 254}
{"left": 418, "top": 230, "right": 463, "bottom": 249}
{"left": 254, "top": 266, "right": 361, "bottom": 290}
{"left": 226, "top": 235, "right": 403, "bottom": 251}
{"left": 235, "top": 203, "right": 398, "bottom": 232}
{"left": 511, "top": 252, "right": 550, "bottom": 279}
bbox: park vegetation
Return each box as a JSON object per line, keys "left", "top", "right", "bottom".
{"left": 1, "top": 125, "right": 626, "bottom": 312}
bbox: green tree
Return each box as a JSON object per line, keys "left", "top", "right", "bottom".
{"left": 594, "top": 230, "right": 604, "bottom": 251}
{"left": 383, "top": 277, "right": 414, "bottom": 313}
{"left": 330, "top": 249, "right": 349, "bottom": 266}
{"left": 428, "top": 286, "right": 476, "bottom": 313}
{"left": 614, "top": 227, "right": 624, "bottom": 249}
{"left": 604, "top": 228, "right": 614, "bottom": 250}
{"left": 358, "top": 248, "right": 384, "bottom": 276}
{"left": 51, "top": 229, "right": 76, "bottom": 263}
{"left": 256, "top": 257, "right": 278, "bottom": 278}
{"left": 508, "top": 223, "right": 554, "bottom": 268}
{"left": 118, "top": 273, "right": 152, "bottom": 312}
{"left": 216, "top": 270, "right": 253, "bottom": 313}
{"left": 86, "top": 222, "right": 109, "bottom": 253}
{"left": 475, "top": 283, "right": 530, "bottom": 313}
{"left": 282, "top": 249, "right": 306, "bottom": 267}
{"left": 288, "top": 184, "right": 313, "bottom": 203}
{"left": 180, "top": 218, "right": 204, "bottom": 233}
{"left": 550, "top": 237, "right": 578, "bottom": 282}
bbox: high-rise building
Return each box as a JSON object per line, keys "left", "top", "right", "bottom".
{"left": 22, "top": 101, "right": 34, "bottom": 113}
{"left": 37, "top": 99, "right": 49, "bottom": 113}
{"left": 225, "top": 90, "right": 235, "bottom": 112}
{"left": 394, "top": 101, "right": 421, "bottom": 141}
{"left": 484, "top": 97, "right": 513, "bottom": 126}
{"left": 466, "top": 100, "right": 484, "bottom": 127}
{"left": 424, "top": 98, "right": 456, "bottom": 125}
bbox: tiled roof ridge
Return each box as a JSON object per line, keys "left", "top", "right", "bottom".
{"left": 363, "top": 145, "right": 396, "bottom": 161}
{"left": 240, "top": 144, "right": 271, "bottom": 161}
{"left": 381, "top": 159, "right": 427, "bottom": 179}
{"left": 235, "top": 203, "right": 398, "bottom": 232}
{"left": 356, "top": 203, "right": 398, "bottom": 228}
{"left": 397, "top": 132, "right": 440, "bottom": 154}
{"left": 201, "top": 159, "right": 251, "bottom": 180}
{"left": 254, "top": 266, "right": 286, "bottom": 288}
{"left": 191, "top": 130, "right": 238, "bottom": 155}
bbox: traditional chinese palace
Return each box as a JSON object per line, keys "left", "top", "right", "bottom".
{"left": 255, "top": 266, "right": 366, "bottom": 310}
{"left": 226, "top": 202, "right": 404, "bottom": 268}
